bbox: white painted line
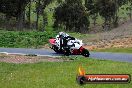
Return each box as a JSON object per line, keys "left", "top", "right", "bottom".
{"left": 0, "top": 52, "right": 8, "bottom": 55}
{"left": 37, "top": 54, "right": 61, "bottom": 57}
{"left": 0, "top": 52, "right": 60, "bottom": 57}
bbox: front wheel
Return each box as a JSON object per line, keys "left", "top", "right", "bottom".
{"left": 52, "top": 45, "right": 61, "bottom": 53}
{"left": 82, "top": 49, "right": 90, "bottom": 57}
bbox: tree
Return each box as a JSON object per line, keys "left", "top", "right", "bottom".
{"left": 35, "top": 0, "right": 41, "bottom": 30}
{"left": 113, "top": 0, "right": 129, "bottom": 27}
{"left": 85, "top": 0, "right": 98, "bottom": 25}
{"left": 126, "top": 0, "right": 132, "bottom": 20}
{"left": 117, "top": 0, "right": 128, "bottom": 6}
{"left": 97, "top": 0, "right": 117, "bottom": 30}
{"left": 41, "top": 0, "right": 53, "bottom": 31}
{"left": 54, "top": 0, "right": 90, "bottom": 33}
{"left": 27, "top": 0, "right": 32, "bottom": 28}
{"left": 57, "top": 0, "right": 63, "bottom": 4}
{"left": 35, "top": 0, "right": 53, "bottom": 31}
{"left": 0, "top": 0, "right": 30, "bottom": 30}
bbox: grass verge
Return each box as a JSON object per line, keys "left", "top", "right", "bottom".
{"left": 95, "top": 47, "right": 132, "bottom": 53}
{"left": 0, "top": 57, "right": 131, "bottom": 88}
{"left": 0, "top": 30, "right": 57, "bottom": 48}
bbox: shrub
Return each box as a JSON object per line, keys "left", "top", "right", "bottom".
{"left": 0, "top": 30, "right": 57, "bottom": 48}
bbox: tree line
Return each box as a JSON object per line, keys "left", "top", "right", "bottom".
{"left": 0, "top": 0, "right": 53, "bottom": 31}
{"left": 0, "top": 0, "right": 132, "bottom": 32}
{"left": 54, "top": 0, "right": 132, "bottom": 32}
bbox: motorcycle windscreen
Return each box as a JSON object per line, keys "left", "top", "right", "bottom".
{"left": 49, "top": 39, "right": 56, "bottom": 45}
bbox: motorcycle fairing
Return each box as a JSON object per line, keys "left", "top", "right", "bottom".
{"left": 49, "top": 39, "right": 56, "bottom": 45}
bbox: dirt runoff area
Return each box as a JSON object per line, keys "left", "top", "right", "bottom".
{"left": 84, "top": 35, "right": 132, "bottom": 50}
{"left": 83, "top": 21, "right": 132, "bottom": 50}
{"left": 0, "top": 53, "right": 70, "bottom": 64}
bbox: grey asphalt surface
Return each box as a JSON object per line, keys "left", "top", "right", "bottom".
{"left": 0, "top": 48, "right": 132, "bottom": 62}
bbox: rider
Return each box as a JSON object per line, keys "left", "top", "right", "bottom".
{"left": 57, "top": 32, "right": 75, "bottom": 49}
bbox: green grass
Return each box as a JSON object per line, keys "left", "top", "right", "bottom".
{"left": 0, "top": 57, "right": 131, "bottom": 88}
{"left": 95, "top": 47, "right": 132, "bottom": 53}
{"left": 0, "top": 30, "right": 57, "bottom": 48}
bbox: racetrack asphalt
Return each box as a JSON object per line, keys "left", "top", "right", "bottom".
{"left": 0, "top": 48, "right": 132, "bottom": 63}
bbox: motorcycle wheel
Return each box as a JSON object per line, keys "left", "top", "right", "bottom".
{"left": 63, "top": 47, "right": 71, "bottom": 56}
{"left": 52, "top": 45, "right": 60, "bottom": 53}
{"left": 82, "top": 49, "right": 90, "bottom": 57}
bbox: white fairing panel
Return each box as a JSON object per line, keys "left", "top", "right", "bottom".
{"left": 54, "top": 33, "right": 83, "bottom": 50}
{"left": 67, "top": 39, "right": 83, "bottom": 49}
{"left": 55, "top": 35, "right": 60, "bottom": 48}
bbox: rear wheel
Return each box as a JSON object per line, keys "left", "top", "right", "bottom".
{"left": 64, "top": 51, "right": 70, "bottom": 56}
{"left": 63, "top": 47, "right": 71, "bottom": 56}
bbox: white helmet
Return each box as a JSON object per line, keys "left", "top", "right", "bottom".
{"left": 59, "top": 32, "right": 69, "bottom": 37}
{"left": 59, "top": 32, "right": 64, "bottom": 35}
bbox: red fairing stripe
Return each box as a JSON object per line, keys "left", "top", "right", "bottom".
{"left": 49, "top": 39, "right": 56, "bottom": 45}
{"left": 79, "top": 46, "right": 85, "bottom": 53}
{"left": 72, "top": 49, "right": 79, "bottom": 54}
